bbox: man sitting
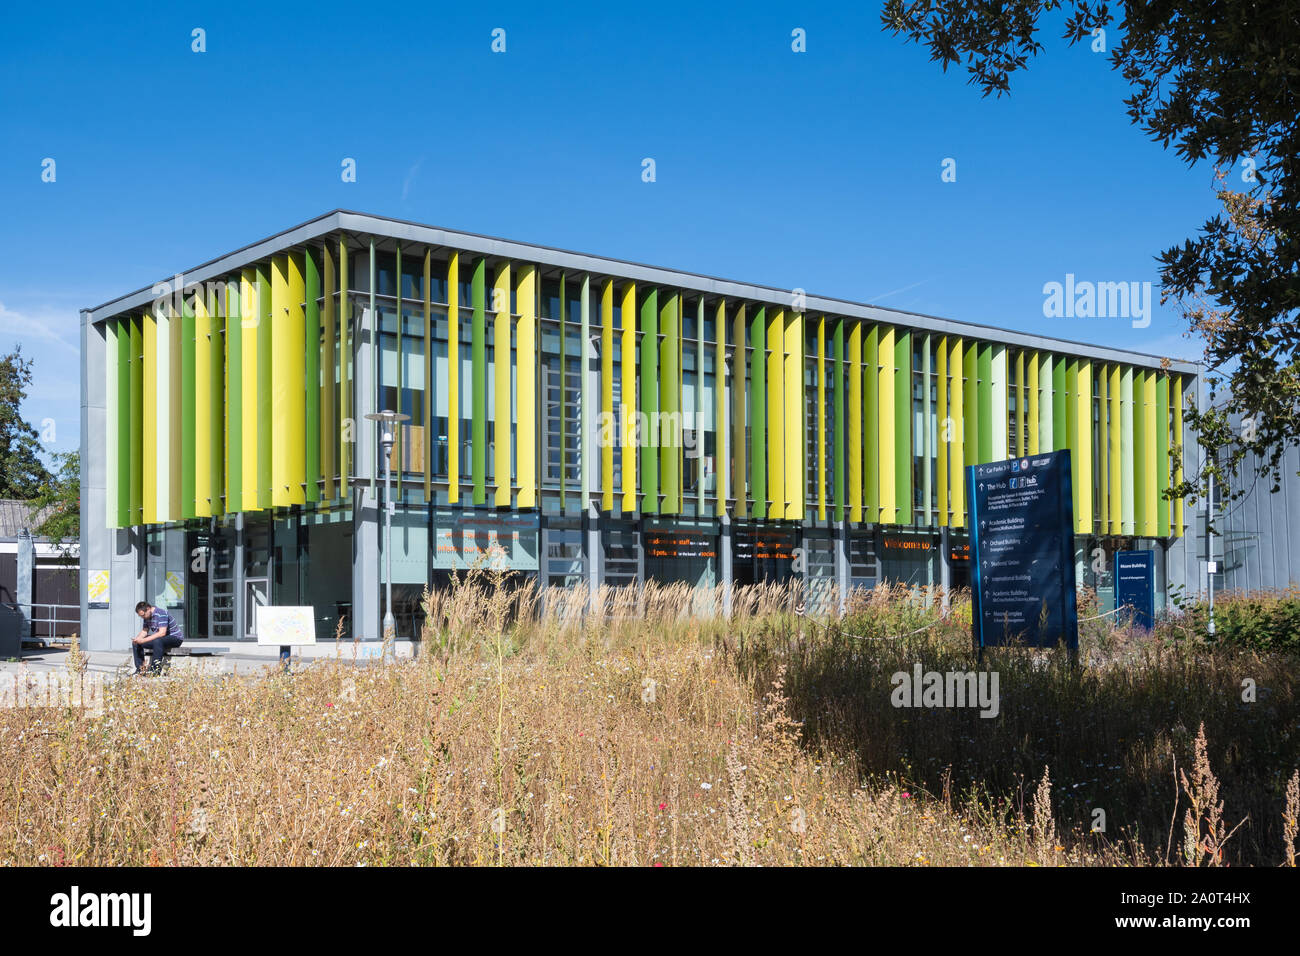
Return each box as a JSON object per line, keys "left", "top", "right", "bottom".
{"left": 132, "top": 600, "right": 185, "bottom": 674}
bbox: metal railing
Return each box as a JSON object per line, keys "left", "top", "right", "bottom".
{"left": 0, "top": 603, "right": 81, "bottom": 644}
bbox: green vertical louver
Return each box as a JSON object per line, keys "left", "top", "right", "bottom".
{"left": 963, "top": 342, "right": 978, "bottom": 465}
{"left": 864, "top": 323, "right": 880, "bottom": 520}
{"left": 181, "top": 294, "right": 196, "bottom": 519}
{"left": 1053, "top": 357, "right": 1068, "bottom": 452}
{"left": 976, "top": 341, "right": 992, "bottom": 465}
{"left": 749, "top": 306, "right": 766, "bottom": 519}
{"left": 207, "top": 287, "right": 224, "bottom": 515}
{"left": 305, "top": 248, "right": 321, "bottom": 502}
{"left": 256, "top": 264, "right": 273, "bottom": 507}
{"left": 660, "top": 291, "right": 680, "bottom": 513}
{"left": 115, "top": 320, "right": 130, "bottom": 527}
{"left": 1134, "top": 369, "right": 1148, "bottom": 532}
{"left": 833, "top": 318, "right": 845, "bottom": 522}
{"left": 129, "top": 315, "right": 143, "bottom": 526}
{"left": 896, "top": 329, "right": 913, "bottom": 525}
{"left": 1157, "top": 375, "right": 1170, "bottom": 537}
{"left": 731, "top": 305, "right": 747, "bottom": 519}
{"left": 225, "top": 279, "right": 242, "bottom": 512}
{"left": 640, "top": 288, "right": 659, "bottom": 513}
{"left": 471, "top": 257, "right": 487, "bottom": 505}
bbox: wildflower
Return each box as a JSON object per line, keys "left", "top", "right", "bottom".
{"left": 700, "top": 782, "right": 712, "bottom": 791}
{"left": 659, "top": 803, "right": 667, "bottom": 811}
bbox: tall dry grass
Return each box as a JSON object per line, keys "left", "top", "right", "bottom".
{"left": 2, "top": 570, "right": 1296, "bottom": 866}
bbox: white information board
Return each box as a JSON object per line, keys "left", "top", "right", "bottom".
{"left": 255, "top": 606, "right": 317, "bottom": 646}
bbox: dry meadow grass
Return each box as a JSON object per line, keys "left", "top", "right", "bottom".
{"left": 2, "top": 571, "right": 1297, "bottom": 867}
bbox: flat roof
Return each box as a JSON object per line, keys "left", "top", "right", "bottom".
{"left": 83, "top": 209, "right": 1201, "bottom": 375}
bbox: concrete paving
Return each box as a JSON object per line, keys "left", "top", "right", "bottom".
{"left": 1, "top": 640, "right": 419, "bottom": 678}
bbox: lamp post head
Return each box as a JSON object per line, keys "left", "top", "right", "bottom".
{"left": 365, "top": 410, "right": 410, "bottom": 425}
{"left": 365, "top": 410, "right": 410, "bottom": 446}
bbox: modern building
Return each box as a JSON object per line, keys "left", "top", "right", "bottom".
{"left": 1207, "top": 409, "right": 1300, "bottom": 592}
{"left": 79, "top": 210, "right": 1203, "bottom": 649}
{"left": 0, "top": 500, "right": 79, "bottom": 653}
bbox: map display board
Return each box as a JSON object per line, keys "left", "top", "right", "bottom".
{"left": 966, "top": 451, "right": 1078, "bottom": 650}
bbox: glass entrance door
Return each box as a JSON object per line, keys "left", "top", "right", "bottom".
{"left": 245, "top": 578, "right": 269, "bottom": 640}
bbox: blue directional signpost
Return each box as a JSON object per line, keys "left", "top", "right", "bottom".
{"left": 966, "top": 450, "right": 1079, "bottom": 652}
{"left": 1115, "top": 550, "right": 1155, "bottom": 631}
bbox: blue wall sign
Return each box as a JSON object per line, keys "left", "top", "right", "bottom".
{"left": 1115, "top": 550, "right": 1155, "bottom": 631}
{"left": 966, "top": 450, "right": 1078, "bottom": 651}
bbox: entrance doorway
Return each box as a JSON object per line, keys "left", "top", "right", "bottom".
{"left": 244, "top": 578, "right": 269, "bottom": 640}
{"left": 196, "top": 516, "right": 274, "bottom": 642}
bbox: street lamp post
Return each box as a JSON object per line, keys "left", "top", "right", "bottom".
{"left": 365, "top": 410, "right": 410, "bottom": 656}
{"left": 1206, "top": 385, "right": 1217, "bottom": 638}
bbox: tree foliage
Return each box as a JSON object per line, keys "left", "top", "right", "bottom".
{"left": 0, "top": 347, "right": 54, "bottom": 499}
{"left": 882, "top": 0, "right": 1300, "bottom": 503}
{"left": 31, "top": 450, "right": 80, "bottom": 553}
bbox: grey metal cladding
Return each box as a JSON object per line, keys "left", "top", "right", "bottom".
{"left": 85, "top": 209, "right": 1200, "bottom": 376}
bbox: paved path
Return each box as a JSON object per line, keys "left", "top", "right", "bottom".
{"left": 1, "top": 640, "right": 419, "bottom": 678}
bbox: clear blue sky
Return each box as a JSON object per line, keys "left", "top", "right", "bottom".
{"left": 0, "top": 1, "right": 1220, "bottom": 460}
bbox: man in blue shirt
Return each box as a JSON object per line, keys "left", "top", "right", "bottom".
{"left": 132, "top": 600, "right": 185, "bottom": 674}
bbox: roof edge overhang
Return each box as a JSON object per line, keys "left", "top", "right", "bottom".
{"left": 83, "top": 209, "right": 1202, "bottom": 376}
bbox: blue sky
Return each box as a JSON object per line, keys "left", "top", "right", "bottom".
{"left": 0, "top": 1, "right": 1221, "bottom": 461}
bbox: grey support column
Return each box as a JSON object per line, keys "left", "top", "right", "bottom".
{"left": 234, "top": 512, "right": 246, "bottom": 641}
{"left": 353, "top": 489, "right": 380, "bottom": 641}
{"left": 367, "top": 242, "right": 377, "bottom": 493}
{"left": 538, "top": 519, "right": 550, "bottom": 612}
{"left": 834, "top": 520, "right": 849, "bottom": 616}
{"left": 80, "top": 309, "right": 142, "bottom": 651}
{"left": 874, "top": 526, "right": 884, "bottom": 584}
{"left": 16, "top": 531, "right": 33, "bottom": 643}
{"left": 581, "top": 279, "right": 600, "bottom": 612}
{"left": 922, "top": 334, "right": 932, "bottom": 527}
{"left": 352, "top": 300, "right": 380, "bottom": 642}
{"left": 720, "top": 514, "right": 733, "bottom": 617}
{"left": 580, "top": 276, "right": 592, "bottom": 514}
{"left": 586, "top": 503, "right": 600, "bottom": 609}
{"left": 939, "top": 525, "right": 951, "bottom": 612}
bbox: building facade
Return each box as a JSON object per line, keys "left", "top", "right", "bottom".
{"left": 0, "top": 500, "right": 80, "bottom": 653}
{"left": 79, "top": 211, "right": 1203, "bottom": 649}
{"left": 1206, "top": 411, "right": 1300, "bottom": 593}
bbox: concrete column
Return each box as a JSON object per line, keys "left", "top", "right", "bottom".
{"left": 834, "top": 520, "right": 849, "bottom": 616}
{"left": 922, "top": 334, "right": 932, "bottom": 526}
{"left": 79, "top": 310, "right": 116, "bottom": 650}
{"left": 352, "top": 488, "right": 380, "bottom": 641}
{"left": 580, "top": 277, "right": 593, "bottom": 513}
{"left": 106, "top": 527, "right": 145, "bottom": 651}
{"left": 1157, "top": 540, "right": 1170, "bottom": 614}
{"left": 874, "top": 526, "right": 884, "bottom": 584}
{"left": 538, "top": 519, "right": 550, "bottom": 612}
{"left": 939, "top": 525, "right": 951, "bottom": 611}
{"left": 352, "top": 296, "right": 380, "bottom": 642}
{"left": 585, "top": 502, "right": 600, "bottom": 609}
{"left": 233, "top": 512, "right": 246, "bottom": 641}
{"left": 16, "top": 530, "right": 33, "bottom": 642}
{"left": 719, "top": 514, "right": 733, "bottom": 616}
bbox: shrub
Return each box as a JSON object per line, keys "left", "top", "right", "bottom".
{"left": 1173, "top": 588, "right": 1300, "bottom": 651}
